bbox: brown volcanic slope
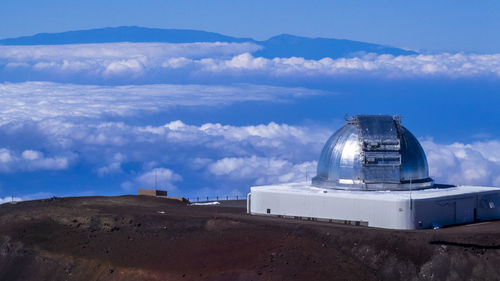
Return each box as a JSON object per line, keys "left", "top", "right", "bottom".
{"left": 1, "top": 196, "right": 500, "bottom": 281}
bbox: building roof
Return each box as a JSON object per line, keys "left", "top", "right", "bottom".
{"left": 252, "top": 182, "right": 500, "bottom": 201}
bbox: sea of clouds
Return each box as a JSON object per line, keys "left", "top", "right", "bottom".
{"left": 1, "top": 42, "right": 499, "bottom": 201}
{"left": 1, "top": 115, "right": 499, "bottom": 199}
{"left": 0, "top": 82, "right": 322, "bottom": 124}
{"left": 2, "top": 43, "right": 500, "bottom": 85}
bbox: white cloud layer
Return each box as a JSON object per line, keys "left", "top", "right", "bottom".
{"left": 1, "top": 42, "right": 499, "bottom": 198}
{"left": 421, "top": 140, "right": 500, "bottom": 187}
{"left": 0, "top": 148, "right": 72, "bottom": 172}
{"left": 0, "top": 82, "right": 321, "bottom": 124}
{"left": 0, "top": 196, "right": 22, "bottom": 204}
{"left": 0, "top": 42, "right": 260, "bottom": 60}
{"left": 208, "top": 53, "right": 500, "bottom": 78}
{"left": 0, "top": 192, "right": 56, "bottom": 204}
{"left": 2, "top": 43, "right": 500, "bottom": 84}
{"left": 0, "top": 119, "right": 329, "bottom": 198}
{"left": 1, "top": 120, "right": 327, "bottom": 166}
{"left": 208, "top": 156, "right": 316, "bottom": 185}
{"left": 1, "top": 116, "right": 499, "bottom": 198}
{"left": 121, "top": 167, "right": 182, "bottom": 191}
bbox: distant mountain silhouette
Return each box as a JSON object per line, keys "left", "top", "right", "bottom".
{"left": 0, "top": 26, "right": 417, "bottom": 59}
{"left": 0, "top": 26, "right": 253, "bottom": 45}
{"left": 255, "top": 34, "right": 416, "bottom": 59}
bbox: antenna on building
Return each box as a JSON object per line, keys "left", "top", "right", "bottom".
{"left": 154, "top": 169, "right": 158, "bottom": 189}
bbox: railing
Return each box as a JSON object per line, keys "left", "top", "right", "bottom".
{"left": 186, "top": 195, "right": 245, "bottom": 202}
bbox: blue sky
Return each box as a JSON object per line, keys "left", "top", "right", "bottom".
{"left": 0, "top": 2, "right": 499, "bottom": 203}
{"left": 1, "top": 0, "right": 500, "bottom": 52}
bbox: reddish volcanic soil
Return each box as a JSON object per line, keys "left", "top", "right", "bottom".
{"left": 1, "top": 196, "right": 500, "bottom": 281}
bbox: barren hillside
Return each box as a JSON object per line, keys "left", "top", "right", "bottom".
{"left": 1, "top": 196, "right": 499, "bottom": 280}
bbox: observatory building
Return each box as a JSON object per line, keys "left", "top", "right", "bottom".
{"left": 247, "top": 115, "right": 500, "bottom": 229}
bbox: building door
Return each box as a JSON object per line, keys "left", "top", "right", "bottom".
{"left": 455, "top": 198, "right": 475, "bottom": 224}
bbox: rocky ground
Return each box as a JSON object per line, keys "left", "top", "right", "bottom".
{"left": 1, "top": 195, "right": 500, "bottom": 281}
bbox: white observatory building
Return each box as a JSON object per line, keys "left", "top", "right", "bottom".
{"left": 247, "top": 115, "right": 500, "bottom": 229}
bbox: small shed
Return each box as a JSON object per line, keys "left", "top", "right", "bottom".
{"left": 137, "top": 189, "right": 168, "bottom": 197}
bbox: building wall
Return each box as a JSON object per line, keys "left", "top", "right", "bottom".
{"left": 412, "top": 191, "right": 500, "bottom": 229}
{"left": 249, "top": 186, "right": 500, "bottom": 230}
{"left": 476, "top": 191, "right": 500, "bottom": 220}
{"left": 412, "top": 196, "right": 474, "bottom": 229}
{"left": 249, "top": 189, "right": 413, "bottom": 229}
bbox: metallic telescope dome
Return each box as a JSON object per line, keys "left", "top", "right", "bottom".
{"left": 312, "top": 114, "right": 433, "bottom": 191}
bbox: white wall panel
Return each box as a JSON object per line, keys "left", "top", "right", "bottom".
{"left": 248, "top": 183, "right": 500, "bottom": 230}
